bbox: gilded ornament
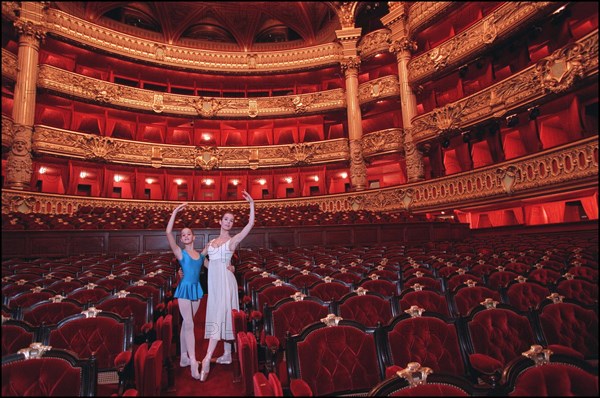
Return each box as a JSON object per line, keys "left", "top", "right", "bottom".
{"left": 536, "top": 43, "right": 586, "bottom": 94}
{"left": 194, "top": 146, "right": 220, "bottom": 171}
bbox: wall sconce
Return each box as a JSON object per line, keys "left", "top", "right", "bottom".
{"left": 340, "top": 172, "right": 348, "bottom": 179}
{"left": 257, "top": 178, "right": 266, "bottom": 185}
{"left": 145, "top": 178, "right": 154, "bottom": 184}
{"left": 441, "top": 139, "right": 450, "bottom": 148}
{"left": 79, "top": 171, "right": 88, "bottom": 179}
{"left": 231, "top": 179, "right": 239, "bottom": 186}
{"left": 203, "top": 178, "right": 214, "bottom": 186}
{"left": 506, "top": 114, "right": 519, "bottom": 127}
{"left": 39, "top": 166, "right": 47, "bottom": 174}
{"left": 528, "top": 106, "right": 540, "bottom": 120}
{"left": 175, "top": 179, "right": 183, "bottom": 185}
{"left": 284, "top": 177, "right": 293, "bottom": 183}
{"left": 114, "top": 175, "right": 123, "bottom": 183}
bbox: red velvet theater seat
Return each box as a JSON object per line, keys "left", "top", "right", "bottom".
{"left": 462, "top": 301, "right": 539, "bottom": 387}
{"left": 21, "top": 298, "right": 84, "bottom": 327}
{"left": 451, "top": 285, "right": 502, "bottom": 318}
{"left": 96, "top": 292, "right": 153, "bottom": 344}
{"left": 2, "top": 346, "right": 97, "bottom": 396}
{"left": 535, "top": 297, "right": 598, "bottom": 361}
{"left": 498, "top": 352, "right": 599, "bottom": 396}
{"left": 398, "top": 287, "right": 453, "bottom": 318}
{"left": 367, "top": 363, "right": 480, "bottom": 396}
{"left": 379, "top": 307, "right": 471, "bottom": 381}
{"left": 334, "top": 291, "right": 397, "bottom": 328}
{"left": 285, "top": 318, "right": 384, "bottom": 396}
{"left": 41, "top": 309, "right": 134, "bottom": 396}
{"left": 261, "top": 295, "right": 331, "bottom": 389}
{"left": 1, "top": 319, "right": 41, "bottom": 357}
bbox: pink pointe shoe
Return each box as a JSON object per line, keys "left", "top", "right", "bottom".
{"left": 200, "top": 357, "right": 210, "bottom": 382}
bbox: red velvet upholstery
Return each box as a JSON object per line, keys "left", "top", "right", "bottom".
{"left": 286, "top": 320, "right": 383, "bottom": 396}
{"left": 43, "top": 311, "right": 134, "bottom": 396}
{"left": 2, "top": 282, "right": 39, "bottom": 299}
{"left": 487, "top": 271, "right": 519, "bottom": 291}
{"left": 464, "top": 305, "right": 537, "bottom": 381}
{"left": 451, "top": 285, "right": 502, "bottom": 317}
{"left": 21, "top": 299, "right": 83, "bottom": 327}
{"left": 96, "top": 293, "right": 153, "bottom": 343}
{"left": 526, "top": 268, "right": 562, "bottom": 287}
{"left": 358, "top": 278, "right": 400, "bottom": 297}
{"left": 133, "top": 340, "right": 163, "bottom": 396}
{"left": 2, "top": 348, "right": 97, "bottom": 396}
{"left": 1, "top": 319, "right": 39, "bottom": 356}
{"left": 7, "top": 291, "right": 55, "bottom": 311}
{"left": 402, "top": 276, "right": 443, "bottom": 293}
{"left": 288, "top": 273, "right": 322, "bottom": 290}
{"left": 336, "top": 292, "right": 395, "bottom": 327}
{"left": 446, "top": 274, "right": 484, "bottom": 292}
{"left": 367, "top": 372, "right": 478, "bottom": 396}
{"left": 499, "top": 355, "right": 599, "bottom": 396}
{"left": 253, "top": 372, "right": 283, "bottom": 396}
{"left": 66, "top": 286, "right": 112, "bottom": 307}
{"left": 398, "top": 289, "right": 452, "bottom": 318}
{"left": 46, "top": 279, "right": 85, "bottom": 295}
{"left": 262, "top": 296, "right": 330, "bottom": 388}
{"left": 307, "top": 281, "right": 352, "bottom": 302}
{"left": 537, "top": 301, "right": 598, "bottom": 360}
{"left": 155, "top": 314, "right": 174, "bottom": 390}
{"left": 556, "top": 278, "right": 599, "bottom": 306}
{"left": 95, "top": 277, "right": 130, "bottom": 292}
{"left": 237, "top": 332, "right": 258, "bottom": 396}
{"left": 330, "top": 271, "right": 363, "bottom": 285}
{"left": 504, "top": 281, "right": 551, "bottom": 312}
{"left": 125, "top": 284, "right": 163, "bottom": 311}
{"left": 253, "top": 283, "right": 299, "bottom": 313}
{"left": 381, "top": 313, "right": 468, "bottom": 378}
{"left": 246, "top": 276, "right": 278, "bottom": 296}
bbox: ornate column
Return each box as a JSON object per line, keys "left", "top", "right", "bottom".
{"left": 382, "top": 2, "right": 425, "bottom": 182}
{"left": 6, "top": 2, "right": 47, "bottom": 190}
{"left": 336, "top": 6, "right": 367, "bottom": 191}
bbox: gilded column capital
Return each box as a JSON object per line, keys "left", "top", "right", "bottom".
{"left": 13, "top": 19, "right": 47, "bottom": 41}
{"left": 340, "top": 56, "right": 361, "bottom": 73}
{"left": 389, "top": 38, "right": 418, "bottom": 55}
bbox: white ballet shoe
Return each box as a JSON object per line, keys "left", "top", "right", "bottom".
{"left": 216, "top": 353, "right": 232, "bottom": 365}
{"left": 180, "top": 355, "right": 190, "bottom": 367}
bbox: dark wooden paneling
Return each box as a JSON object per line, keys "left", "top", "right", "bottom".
{"left": 353, "top": 227, "right": 379, "bottom": 245}
{"left": 380, "top": 225, "right": 406, "bottom": 243}
{"left": 267, "top": 231, "right": 294, "bottom": 248}
{"left": 2, "top": 237, "right": 27, "bottom": 257}
{"left": 325, "top": 229, "right": 353, "bottom": 246}
{"left": 71, "top": 235, "right": 105, "bottom": 254}
{"left": 30, "top": 237, "right": 68, "bottom": 256}
{"left": 108, "top": 235, "right": 140, "bottom": 254}
{"left": 297, "top": 229, "right": 323, "bottom": 246}
{"left": 1, "top": 223, "right": 472, "bottom": 258}
{"left": 144, "top": 234, "right": 172, "bottom": 252}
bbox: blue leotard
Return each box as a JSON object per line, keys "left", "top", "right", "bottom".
{"left": 173, "top": 250, "right": 204, "bottom": 300}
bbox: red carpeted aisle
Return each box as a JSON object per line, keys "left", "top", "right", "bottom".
{"left": 164, "top": 295, "right": 247, "bottom": 396}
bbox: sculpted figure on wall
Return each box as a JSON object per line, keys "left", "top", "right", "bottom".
{"left": 6, "top": 124, "right": 33, "bottom": 190}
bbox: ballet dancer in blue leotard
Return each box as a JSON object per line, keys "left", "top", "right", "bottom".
{"left": 167, "top": 202, "right": 204, "bottom": 380}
